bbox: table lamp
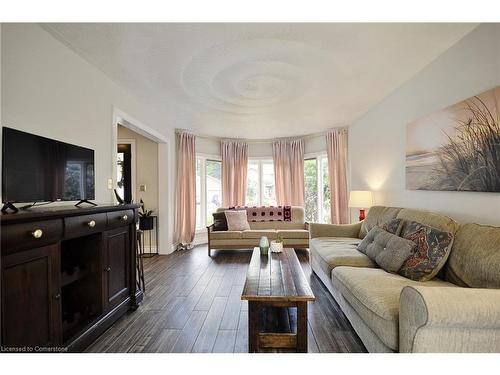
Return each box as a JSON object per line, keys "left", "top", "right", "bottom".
{"left": 348, "top": 190, "right": 373, "bottom": 221}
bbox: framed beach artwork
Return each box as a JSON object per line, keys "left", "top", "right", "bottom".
{"left": 406, "top": 86, "right": 500, "bottom": 193}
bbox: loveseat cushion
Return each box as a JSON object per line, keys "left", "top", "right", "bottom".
{"left": 242, "top": 229, "right": 277, "bottom": 239}
{"left": 210, "top": 230, "right": 243, "bottom": 240}
{"left": 444, "top": 223, "right": 500, "bottom": 288}
{"left": 310, "top": 237, "right": 375, "bottom": 277}
{"left": 212, "top": 211, "right": 228, "bottom": 231}
{"left": 277, "top": 229, "right": 309, "bottom": 239}
{"left": 332, "top": 266, "right": 456, "bottom": 350}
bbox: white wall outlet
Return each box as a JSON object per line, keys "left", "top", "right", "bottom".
{"left": 139, "top": 184, "right": 147, "bottom": 192}
{"left": 107, "top": 178, "right": 113, "bottom": 190}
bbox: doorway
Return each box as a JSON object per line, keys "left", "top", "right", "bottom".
{"left": 117, "top": 143, "right": 132, "bottom": 203}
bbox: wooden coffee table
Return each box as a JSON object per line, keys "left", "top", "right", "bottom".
{"left": 241, "top": 247, "right": 315, "bottom": 353}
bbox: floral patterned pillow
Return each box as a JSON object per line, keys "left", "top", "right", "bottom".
{"left": 398, "top": 220, "right": 454, "bottom": 282}
{"left": 378, "top": 218, "right": 404, "bottom": 235}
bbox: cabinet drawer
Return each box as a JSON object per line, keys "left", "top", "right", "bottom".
{"left": 1, "top": 219, "right": 63, "bottom": 254}
{"left": 106, "top": 209, "right": 134, "bottom": 228}
{"left": 64, "top": 213, "right": 107, "bottom": 239}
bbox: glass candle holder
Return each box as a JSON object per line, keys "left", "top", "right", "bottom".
{"left": 259, "top": 236, "right": 269, "bottom": 256}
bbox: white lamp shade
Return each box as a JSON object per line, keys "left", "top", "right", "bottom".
{"left": 348, "top": 190, "right": 373, "bottom": 208}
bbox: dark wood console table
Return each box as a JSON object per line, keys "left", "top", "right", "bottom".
{"left": 0, "top": 203, "right": 142, "bottom": 352}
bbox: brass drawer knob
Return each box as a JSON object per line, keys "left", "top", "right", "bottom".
{"left": 87, "top": 220, "right": 96, "bottom": 228}
{"left": 121, "top": 214, "right": 128, "bottom": 221}
{"left": 32, "top": 229, "right": 43, "bottom": 238}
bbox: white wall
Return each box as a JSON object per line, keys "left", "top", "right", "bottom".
{"left": 1, "top": 24, "right": 176, "bottom": 253}
{"left": 349, "top": 24, "right": 500, "bottom": 225}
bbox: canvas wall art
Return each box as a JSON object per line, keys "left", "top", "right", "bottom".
{"left": 406, "top": 86, "right": 500, "bottom": 192}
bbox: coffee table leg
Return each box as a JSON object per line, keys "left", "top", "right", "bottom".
{"left": 296, "top": 301, "right": 308, "bottom": 353}
{"left": 248, "top": 301, "right": 260, "bottom": 353}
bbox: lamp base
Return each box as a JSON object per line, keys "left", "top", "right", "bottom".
{"left": 359, "top": 209, "right": 366, "bottom": 221}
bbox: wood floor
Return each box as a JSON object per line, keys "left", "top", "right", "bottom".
{"left": 87, "top": 246, "right": 367, "bottom": 353}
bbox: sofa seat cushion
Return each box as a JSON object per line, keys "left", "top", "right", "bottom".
{"left": 332, "top": 266, "right": 456, "bottom": 351}
{"left": 310, "top": 237, "right": 376, "bottom": 277}
{"left": 210, "top": 230, "right": 243, "bottom": 240}
{"left": 277, "top": 229, "right": 309, "bottom": 239}
{"left": 242, "top": 229, "right": 277, "bottom": 239}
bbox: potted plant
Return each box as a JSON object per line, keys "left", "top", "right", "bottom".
{"left": 139, "top": 199, "right": 154, "bottom": 230}
{"left": 270, "top": 235, "right": 284, "bottom": 253}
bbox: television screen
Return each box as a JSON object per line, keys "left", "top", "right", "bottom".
{"left": 2, "top": 127, "right": 95, "bottom": 203}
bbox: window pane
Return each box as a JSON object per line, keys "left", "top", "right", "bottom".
{"left": 246, "top": 161, "right": 260, "bottom": 206}
{"left": 321, "top": 157, "right": 331, "bottom": 223}
{"left": 304, "top": 158, "right": 318, "bottom": 222}
{"left": 262, "top": 161, "right": 276, "bottom": 206}
{"left": 195, "top": 158, "right": 202, "bottom": 229}
{"left": 206, "top": 160, "right": 222, "bottom": 225}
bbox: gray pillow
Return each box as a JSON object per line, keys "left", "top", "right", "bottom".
{"left": 357, "top": 227, "right": 417, "bottom": 273}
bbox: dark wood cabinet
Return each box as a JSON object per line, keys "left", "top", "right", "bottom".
{"left": 2, "top": 244, "right": 62, "bottom": 347}
{"left": 0, "top": 204, "right": 142, "bottom": 352}
{"left": 103, "top": 227, "right": 130, "bottom": 311}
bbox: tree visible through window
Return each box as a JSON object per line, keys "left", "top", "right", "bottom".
{"left": 304, "top": 156, "right": 330, "bottom": 223}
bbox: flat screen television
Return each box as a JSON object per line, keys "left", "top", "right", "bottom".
{"left": 2, "top": 127, "right": 95, "bottom": 203}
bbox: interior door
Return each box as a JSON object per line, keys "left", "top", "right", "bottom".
{"left": 117, "top": 143, "right": 132, "bottom": 203}
{"left": 2, "top": 244, "right": 62, "bottom": 347}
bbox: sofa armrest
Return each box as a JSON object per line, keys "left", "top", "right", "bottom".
{"left": 309, "top": 222, "right": 362, "bottom": 239}
{"left": 400, "top": 286, "right": 500, "bottom": 353}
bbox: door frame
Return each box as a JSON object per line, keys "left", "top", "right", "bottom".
{"left": 111, "top": 107, "right": 173, "bottom": 254}
{"left": 116, "top": 138, "right": 136, "bottom": 203}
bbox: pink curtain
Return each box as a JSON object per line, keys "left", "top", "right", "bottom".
{"left": 174, "top": 132, "right": 196, "bottom": 248}
{"left": 326, "top": 129, "right": 349, "bottom": 224}
{"left": 221, "top": 140, "right": 248, "bottom": 207}
{"left": 272, "top": 139, "right": 305, "bottom": 206}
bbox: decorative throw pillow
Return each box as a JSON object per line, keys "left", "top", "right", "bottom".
{"left": 398, "top": 220, "right": 454, "bottom": 282}
{"left": 212, "top": 212, "right": 228, "bottom": 231}
{"left": 357, "top": 227, "right": 417, "bottom": 273}
{"left": 379, "top": 218, "right": 404, "bottom": 235}
{"left": 224, "top": 210, "right": 250, "bottom": 231}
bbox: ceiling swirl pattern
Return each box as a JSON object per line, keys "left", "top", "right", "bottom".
{"left": 44, "top": 23, "right": 477, "bottom": 139}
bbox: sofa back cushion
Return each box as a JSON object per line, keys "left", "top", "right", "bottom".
{"left": 216, "top": 206, "right": 305, "bottom": 230}
{"left": 397, "top": 208, "right": 459, "bottom": 235}
{"left": 359, "top": 206, "right": 402, "bottom": 238}
{"left": 444, "top": 223, "right": 500, "bottom": 288}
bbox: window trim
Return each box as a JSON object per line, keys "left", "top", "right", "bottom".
{"left": 196, "top": 154, "right": 222, "bottom": 232}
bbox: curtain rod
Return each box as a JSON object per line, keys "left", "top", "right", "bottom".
{"left": 175, "top": 126, "right": 347, "bottom": 144}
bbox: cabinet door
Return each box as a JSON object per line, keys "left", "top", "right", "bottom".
{"left": 103, "top": 227, "right": 130, "bottom": 311}
{"left": 2, "top": 244, "right": 62, "bottom": 347}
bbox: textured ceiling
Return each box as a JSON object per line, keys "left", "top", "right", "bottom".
{"left": 44, "top": 23, "right": 477, "bottom": 139}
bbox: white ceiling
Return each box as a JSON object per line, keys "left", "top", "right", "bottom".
{"left": 44, "top": 23, "right": 477, "bottom": 139}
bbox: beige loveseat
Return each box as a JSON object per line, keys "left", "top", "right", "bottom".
{"left": 207, "top": 206, "right": 309, "bottom": 256}
{"left": 309, "top": 206, "right": 500, "bottom": 353}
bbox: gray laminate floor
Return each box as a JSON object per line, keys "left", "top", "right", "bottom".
{"left": 86, "top": 246, "right": 366, "bottom": 353}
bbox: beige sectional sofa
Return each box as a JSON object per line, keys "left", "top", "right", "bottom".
{"left": 207, "top": 206, "right": 309, "bottom": 256}
{"left": 309, "top": 206, "right": 500, "bottom": 353}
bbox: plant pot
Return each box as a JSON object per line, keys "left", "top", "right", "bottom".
{"left": 139, "top": 216, "right": 154, "bottom": 230}
{"left": 270, "top": 240, "right": 283, "bottom": 253}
